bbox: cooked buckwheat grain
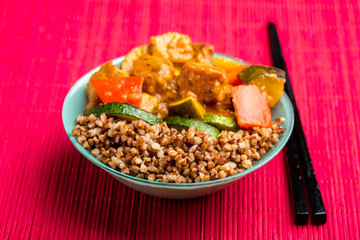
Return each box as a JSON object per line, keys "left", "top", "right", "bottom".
{"left": 72, "top": 114, "right": 285, "bottom": 183}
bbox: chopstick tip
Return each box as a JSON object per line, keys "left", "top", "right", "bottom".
{"left": 312, "top": 211, "right": 327, "bottom": 225}
{"left": 295, "top": 212, "right": 309, "bottom": 225}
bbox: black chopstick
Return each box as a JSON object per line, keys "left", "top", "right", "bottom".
{"left": 267, "top": 22, "right": 309, "bottom": 225}
{"left": 268, "top": 22, "right": 327, "bottom": 225}
{"left": 286, "top": 134, "right": 309, "bottom": 225}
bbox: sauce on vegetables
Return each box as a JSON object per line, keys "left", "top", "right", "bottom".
{"left": 85, "top": 32, "right": 285, "bottom": 129}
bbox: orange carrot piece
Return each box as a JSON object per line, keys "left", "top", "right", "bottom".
{"left": 213, "top": 57, "right": 245, "bottom": 72}
{"left": 92, "top": 76, "right": 143, "bottom": 107}
{"left": 231, "top": 85, "right": 272, "bottom": 129}
{"left": 226, "top": 65, "right": 249, "bottom": 85}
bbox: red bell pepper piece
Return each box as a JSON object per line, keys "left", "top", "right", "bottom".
{"left": 232, "top": 85, "right": 272, "bottom": 129}
{"left": 92, "top": 76, "right": 143, "bottom": 107}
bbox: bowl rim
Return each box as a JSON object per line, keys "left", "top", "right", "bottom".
{"left": 62, "top": 53, "right": 294, "bottom": 188}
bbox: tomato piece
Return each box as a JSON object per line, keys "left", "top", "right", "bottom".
{"left": 231, "top": 85, "right": 272, "bottom": 129}
{"left": 91, "top": 76, "right": 143, "bottom": 107}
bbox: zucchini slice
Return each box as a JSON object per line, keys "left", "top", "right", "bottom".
{"left": 88, "top": 103, "right": 163, "bottom": 125}
{"left": 202, "top": 113, "right": 239, "bottom": 131}
{"left": 166, "top": 116, "right": 220, "bottom": 138}
{"left": 238, "top": 65, "right": 285, "bottom": 84}
{"left": 168, "top": 97, "right": 206, "bottom": 120}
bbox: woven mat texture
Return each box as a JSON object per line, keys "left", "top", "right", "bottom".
{"left": 1, "top": 0, "right": 360, "bottom": 239}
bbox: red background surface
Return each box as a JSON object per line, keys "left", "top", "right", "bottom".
{"left": 1, "top": 0, "right": 360, "bottom": 239}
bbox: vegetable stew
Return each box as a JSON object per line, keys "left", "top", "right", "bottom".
{"left": 72, "top": 32, "right": 288, "bottom": 183}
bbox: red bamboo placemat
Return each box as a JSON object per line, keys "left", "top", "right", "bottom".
{"left": 1, "top": 0, "right": 360, "bottom": 239}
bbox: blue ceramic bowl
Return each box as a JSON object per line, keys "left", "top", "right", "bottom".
{"left": 62, "top": 53, "right": 294, "bottom": 199}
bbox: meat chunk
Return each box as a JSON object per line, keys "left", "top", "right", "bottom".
{"left": 120, "top": 45, "right": 149, "bottom": 74}
{"left": 132, "top": 54, "right": 175, "bottom": 95}
{"left": 176, "top": 62, "right": 232, "bottom": 103}
{"left": 84, "top": 62, "right": 128, "bottom": 114}
{"left": 192, "top": 43, "right": 214, "bottom": 64}
{"left": 149, "top": 32, "right": 194, "bottom": 64}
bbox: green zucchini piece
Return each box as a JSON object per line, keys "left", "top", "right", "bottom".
{"left": 168, "top": 97, "right": 206, "bottom": 120}
{"left": 166, "top": 116, "right": 220, "bottom": 138}
{"left": 202, "top": 113, "right": 239, "bottom": 131}
{"left": 88, "top": 103, "right": 163, "bottom": 125}
{"left": 238, "top": 65, "right": 286, "bottom": 84}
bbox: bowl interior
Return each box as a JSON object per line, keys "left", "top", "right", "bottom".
{"left": 62, "top": 53, "right": 294, "bottom": 188}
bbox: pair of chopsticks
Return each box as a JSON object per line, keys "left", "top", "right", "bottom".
{"left": 267, "top": 22, "right": 327, "bottom": 225}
